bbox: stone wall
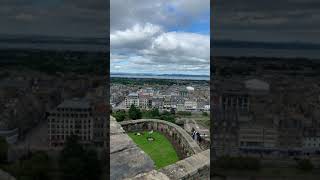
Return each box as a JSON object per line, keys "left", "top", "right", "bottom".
{"left": 129, "top": 150, "right": 210, "bottom": 180}
{"left": 0, "top": 169, "right": 16, "bottom": 180}
{"left": 110, "top": 117, "right": 155, "bottom": 180}
{"left": 160, "top": 149, "right": 210, "bottom": 179}
{"left": 119, "top": 119, "right": 202, "bottom": 158}
{"left": 113, "top": 118, "right": 210, "bottom": 179}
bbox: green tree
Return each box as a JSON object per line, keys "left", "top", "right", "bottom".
{"left": 150, "top": 108, "right": 160, "bottom": 118}
{"left": 59, "top": 135, "right": 85, "bottom": 180}
{"left": 202, "top": 112, "right": 208, "bottom": 116}
{"left": 214, "top": 156, "right": 260, "bottom": 170}
{"left": 160, "top": 115, "right": 175, "bottom": 123}
{"left": 59, "top": 135, "right": 102, "bottom": 180}
{"left": 297, "top": 159, "right": 314, "bottom": 171}
{"left": 0, "top": 136, "right": 8, "bottom": 163}
{"left": 162, "top": 110, "right": 171, "bottom": 116}
{"left": 83, "top": 149, "right": 101, "bottom": 180}
{"left": 128, "top": 104, "right": 142, "bottom": 120}
{"left": 20, "top": 151, "right": 51, "bottom": 180}
{"left": 113, "top": 110, "right": 126, "bottom": 122}
{"left": 177, "top": 111, "right": 192, "bottom": 116}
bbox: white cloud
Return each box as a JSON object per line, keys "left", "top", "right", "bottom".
{"left": 110, "top": 0, "right": 210, "bottom": 75}
{"left": 110, "top": 0, "right": 209, "bottom": 31}
{"left": 110, "top": 23, "right": 162, "bottom": 50}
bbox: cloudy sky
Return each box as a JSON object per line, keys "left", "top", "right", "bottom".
{"left": 110, "top": 0, "right": 210, "bottom": 75}
{"left": 0, "top": 0, "right": 107, "bottom": 38}
{"left": 214, "top": 0, "right": 320, "bottom": 43}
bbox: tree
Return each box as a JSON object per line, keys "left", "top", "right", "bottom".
{"left": 60, "top": 135, "right": 84, "bottom": 159}
{"left": 160, "top": 115, "right": 175, "bottom": 123}
{"left": 170, "top": 108, "right": 176, "bottom": 115}
{"left": 128, "top": 104, "right": 142, "bottom": 120}
{"left": 162, "top": 110, "right": 171, "bottom": 116}
{"left": 297, "top": 159, "right": 314, "bottom": 171}
{"left": 214, "top": 156, "right": 260, "bottom": 170}
{"left": 0, "top": 136, "right": 8, "bottom": 163}
{"left": 59, "top": 135, "right": 102, "bottom": 180}
{"left": 113, "top": 110, "right": 126, "bottom": 122}
{"left": 59, "top": 135, "right": 86, "bottom": 180}
{"left": 20, "top": 151, "right": 51, "bottom": 180}
{"left": 202, "top": 112, "right": 208, "bottom": 116}
{"left": 150, "top": 108, "right": 160, "bottom": 118}
{"left": 83, "top": 149, "right": 101, "bottom": 180}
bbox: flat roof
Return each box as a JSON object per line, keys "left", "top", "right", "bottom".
{"left": 57, "top": 98, "right": 91, "bottom": 109}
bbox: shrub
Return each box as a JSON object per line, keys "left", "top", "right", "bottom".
{"left": 202, "top": 112, "right": 208, "bottom": 116}
{"left": 296, "top": 159, "right": 314, "bottom": 171}
{"left": 214, "top": 156, "right": 260, "bottom": 170}
{"left": 0, "top": 136, "right": 8, "bottom": 163}
{"left": 112, "top": 110, "right": 126, "bottom": 122}
{"left": 176, "top": 111, "right": 192, "bottom": 116}
{"left": 128, "top": 104, "right": 142, "bottom": 120}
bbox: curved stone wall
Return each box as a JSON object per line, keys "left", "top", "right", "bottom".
{"left": 119, "top": 119, "right": 202, "bottom": 158}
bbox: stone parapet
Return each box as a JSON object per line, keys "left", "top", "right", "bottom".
{"left": 119, "top": 119, "right": 202, "bottom": 157}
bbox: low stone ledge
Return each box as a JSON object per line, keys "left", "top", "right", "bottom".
{"left": 0, "top": 169, "right": 16, "bottom": 180}
{"left": 110, "top": 117, "right": 155, "bottom": 180}
{"left": 127, "top": 170, "right": 170, "bottom": 180}
{"left": 159, "top": 149, "right": 210, "bottom": 179}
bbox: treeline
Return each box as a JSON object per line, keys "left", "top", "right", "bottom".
{"left": 0, "top": 135, "right": 104, "bottom": 180}
{"left": 112, "top": 105, "right": 176, "bottom": 123}
{"left": 213, "top": 156, "right": 314, "bottom": 172}
{"left": 0, "top": 49, "right": 107, "bottom": 75}
{"left": 111, "top": 77, "right": 206, "bottom": 86}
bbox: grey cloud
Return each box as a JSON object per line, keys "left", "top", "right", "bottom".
{"left": 111, "top": 23, "right": 209, "bottom": 67}
{"left": 214, "top": 0, "right": 320, "bottom": 43}
{"left": 110, "top": 0, "right": 210, "bottom": 74}
{"left": 0, "top": 0, "right": 107, "bottom": 37}
{"left": 110, "top": 0, "right": 209, "bottom": 32}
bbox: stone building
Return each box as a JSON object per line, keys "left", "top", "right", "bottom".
{"left": 125, "top": 93, "right": 139, "bottom": 108}
{"left": 47, "top": 98, "right": 107, "bottom": 147}
{"left": 212, "top": 78, "right": 272, "bottom": 156}
{"left": 139, "top": 95, "right": 152, "bottom": 110}
{"left": 239, "top": 125, "right": 278, "bottom": 150}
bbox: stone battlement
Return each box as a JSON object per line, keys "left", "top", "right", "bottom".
{"left": 119, "top": 119, "right": 202, "bottom": 158}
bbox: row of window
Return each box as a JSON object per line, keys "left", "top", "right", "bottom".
{"left": 50, "top": 119, "right": 92, "bottom": 123}
{"left": 50, "top": 124, "right": 91, "bottom": 129}
{"left": 304, "top": 143, "right": 320, "bottom": 147}
{"left": 50, "top": 113, "right": 91, "bottom": 118}
{"left": 56, "top": 108, "right": 91, "bottom": 112}
{"left": 51, "top": 135, "right": 91, "bottom": 141}
{"left": 50, "top": 130, "right": 91, "bottom": 134}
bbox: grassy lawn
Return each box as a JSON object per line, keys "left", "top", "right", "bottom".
{"left": 128, "top": 131, "right": 179, "bottom": 169}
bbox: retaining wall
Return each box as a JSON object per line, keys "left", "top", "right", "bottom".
{"left": 119, "top": 119, "right": 202, "bottom": 158}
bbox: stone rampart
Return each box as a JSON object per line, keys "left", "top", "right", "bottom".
{"left": 119, "top": 119, "right": 202, "bottom": 158}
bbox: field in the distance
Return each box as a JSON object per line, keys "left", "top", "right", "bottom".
{"left": 128, "top": 131, "right": 179, "bottom": 169}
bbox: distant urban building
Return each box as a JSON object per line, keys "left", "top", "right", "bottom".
{"left": 139, "top": 95, "right": 152, "bottom": 109}
{"left": 184, "top": 100, "right": 197, "bottom": 110}
{"left": 176, "top": 103, "right": 185, "bottom": 111}
{"left": 0, "top": 128, "right": 19, "bottom": 144}
{"left": 239, "top": 126, "right": 278, "bottom": 150}
{"left": 212, "top": 78, "right": 274, "bottom": 156}
{"left": 302, "top": 136, "right": 320, "bottom": 155}
{"left": 152, "top": 96, "right": 164, "bottom": 110}
{"left": 47, "top": 98, "right": 107, "bottom": 148}
{"left": 125, "top": 93, "right": 139, "bottom": 108}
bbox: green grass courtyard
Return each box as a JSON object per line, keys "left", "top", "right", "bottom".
{"left": 128, "top": 131, "right": 179, "bottom": 169}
